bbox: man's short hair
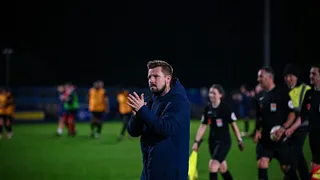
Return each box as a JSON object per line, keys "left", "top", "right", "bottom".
{"left": 260, "top": 66, "right": 275, "bottom": 79}
{"left": 147, "top": 60, "right": 173, "bottom": 76}
{"left": 311, "top": 64, "right": 320, "bottom": 73}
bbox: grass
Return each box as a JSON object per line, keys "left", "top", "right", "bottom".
{"left": 0, "top": 120, "right": 311, "bottom": 180}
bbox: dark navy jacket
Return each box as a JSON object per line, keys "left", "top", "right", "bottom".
{"left": 127, "top": 79, "right": 190, "bottom": 180}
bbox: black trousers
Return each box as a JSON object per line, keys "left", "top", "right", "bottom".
{"left": 287, "top": 130, "right": 309, "bottom": 180}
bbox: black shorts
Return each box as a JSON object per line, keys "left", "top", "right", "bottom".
{"left": 0, "top": 114, "right": 7, "bottom": 120}
{"left": 309, "top": 133, "right": 320, "bottom": 164}
{"left": 91, "top": 111, "right": 104, "bottom": 119}
{"left": 62, "top": 110, "right": 77, "bottom": 120}
{"left": 256, "top": 142, "right": 290, "bottom": 165}
{"left": 209, "top": 141, "right": 231, "bottom": 163}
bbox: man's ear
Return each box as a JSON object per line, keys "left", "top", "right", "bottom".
{"left": 166, "top": 75, "right": 172, "bottom": 83}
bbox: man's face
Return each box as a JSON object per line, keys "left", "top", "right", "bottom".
{"left": 96, "top": 81, "right": 103, "bottom": 88}
{"left": 148, "top": 67, "right": 170, "bottom": 95}
{"left": 257, "top": 70, "right": 271, "bottom": 89}
{"left": 208, "top": 88, "right": 222, "bottom": 103}
{"left": 57, "top": 85, "right": 64, "bottom": 93}
{"left": 240, "top": 86, "right": 246, "bottom": 93}
{"left": 284, "top": 74, "right": 297, "bottom": 88}
{"left": 310, "top": 67, "right": 320, "bottom": 85}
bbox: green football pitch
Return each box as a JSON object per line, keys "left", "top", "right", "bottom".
{"left": 0, "top": 120, "right": 311, "bottom": 180}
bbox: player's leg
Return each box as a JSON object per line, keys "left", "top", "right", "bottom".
{"left": 256, "top": 143, "right": 273, "bottom": 180}
{"left": 67, "top": 110, "right": 76, "bottom": 136}
{"left": 119, "top": 114, "right": 131, "bottom": 140}
{"left": 5, "top": 115, "right": 13, "bottom": 139}
{"left": 90, "top": 112, "right": 97, "bottom": 137}
{"left": 285, "top": 133, "right": 301, "bottom": 180}
{"left": 293, "top": 131, "right": 309, "bottom": 180}
{"left": 216, "top": 143, "right": 233, "bottom": 180}
{"left": 275, "top": 142, "right": 298, "bottom": 180}
{"left": 298, "top": 153, "right": 310, "bottom": 179}
{"left": 209, "top": 159, "right": 220, "bottom": 180}
{"left": 243, "top": 116, "right": 249, "bottom": 137}
{"left": 95, "top": 112, "right": 103, "bottom": 138}
{"left": 219, "top": 161, "right": 233, "bottom": 180}
{"left": 118, "top": 114, "right": 125, "bottom": 140}
{"left": 208, "top": 142, "right": 219, "bottom": 180}
{"left": 209, "top": 142, "right": 229, "bottom": 180}
{"left": 0, "top": 116, "right": 4, "bottom": 139}
{"left": 56, "top": 116, "right": 65, "bottom": 136}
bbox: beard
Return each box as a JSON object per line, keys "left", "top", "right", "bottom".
{"left": 310, "top": 78, "right": 315, "bottom": 85}
{"left": 149, "top": 84, "right": 166, "bottom": 96}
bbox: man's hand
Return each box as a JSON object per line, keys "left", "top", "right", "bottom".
{"left": 127, "top": 92, "right": 145, "bottom": 112}
{"left": 275, "top": 127, "right": 286, "bottom": 141}
{"left": 192, "top": 142, "right": 199, "bottom": 152}
{"left": 254, "top": 130, "right": 261, "bottom": 143}
{"left": 238, "top": 141, "right": 245, "bottom": 151}
{"left": 285, "top": 127, "right": 295, "bottom": 137}
{"left": 132, "top": 102, "right": 146, "bottom": 118}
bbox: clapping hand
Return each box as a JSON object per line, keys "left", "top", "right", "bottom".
{"left": 127, "top": 92, "right": 145, "bottom": 112}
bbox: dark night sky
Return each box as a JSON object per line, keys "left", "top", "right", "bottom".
{"left": 0, "top": 0, "right": 319, "bottom": 89}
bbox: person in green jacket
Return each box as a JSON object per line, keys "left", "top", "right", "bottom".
{"left": 62, "top": 82, "right": 79, "bottom": 136}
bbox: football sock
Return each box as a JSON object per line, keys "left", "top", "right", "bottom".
{"left": 245, "top": 120, "right": 249, "bottom": 133}
{"left": 210, "top": 172, "right": 218, "bottom": 180}
{"left": 221, "top": 171, "right": 233, "bottom": 180}
{"left": 5, "top": 125, "right": 12, "bottom": 133}
{"left": 258, "top": 168, "right": 268, "bottom": 180}
{"left": 97, "top": 123, "right": 102, "bottom": 134}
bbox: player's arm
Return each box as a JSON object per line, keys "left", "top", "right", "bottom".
{"left": 275, "top": 93, "right": 296, "bottom": 141}
{"left": 254, "top": 99, "right": 263, "bottom": 143}
{"left": 286, "top": 93, "right": 304, "bottom": 134}
{"left": 136, "top": 96, "right": 190, "bottom": 137}
{"left": 282, "top": 95, "right": 296, "bottom": 130}
{"left": 226, "top": 107, "right": 244, "bottom": 150}
{"left": 194, "top": 113, "right": 208, "bottom": 144}
{"left": 255, "top": 99, "right": 262, "bottom": 132}
{"left": 293, "top": 90, "right": 311, "bottom": 130}
{"left": 191, "top": 108, "right": 209, "bottom": 151}
{"left": 127, "top": 96, "right": 151, "bottom": 137}
{"left": 229, "top": 112, "right": 243, "bottom": 143}
{"left": 127, "top": 113, "right": 144, "bottom": 137}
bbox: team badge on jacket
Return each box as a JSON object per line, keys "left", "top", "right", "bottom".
{"left": 216, "top": 118, "right": 223, "bottom": 127}
{"left": 270, "top": 103, "right": 277, "bottom": 112}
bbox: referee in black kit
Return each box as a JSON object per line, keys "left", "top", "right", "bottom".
{"left": 298, "top": 64, "right": 320, "bottom": 179}
{"left": 254, "top": 67, "right": 297, "bottom": 180}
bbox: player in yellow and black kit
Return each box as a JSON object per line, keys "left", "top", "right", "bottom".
{"left": 89, "top": 81, "right": 109, "bottom": 138}
{"left": 0, "top": 88, "right": 14, "bottom": 139}
{"left": 117, "top": 89, "right": 132, "bottom": 140}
